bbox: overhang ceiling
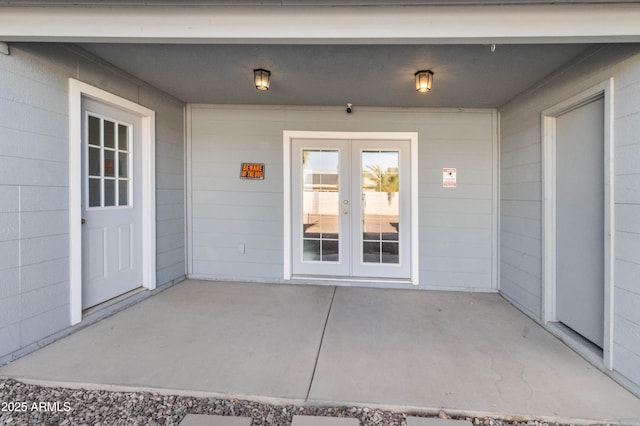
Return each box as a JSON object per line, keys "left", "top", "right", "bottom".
{"left": 8, "top": 1, "right": 620, "bottom": 107}
{"left": 79, "top": 43, "right": 592, "bottom": 108}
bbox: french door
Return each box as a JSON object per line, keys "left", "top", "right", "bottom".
{"left": 291, "top": 138, "right": 411, "bottom": 280}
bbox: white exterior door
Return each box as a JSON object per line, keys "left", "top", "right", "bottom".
{"left": 291, "top": 138, "right": 411, "bottom": 280}
{"left": 555, "top": 96, "right": 605, "bottom": 348}
{"left": 81, "top": 97, "right": 143, "bottom": 309}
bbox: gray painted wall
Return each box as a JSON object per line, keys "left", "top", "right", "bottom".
{"left": 188, "top": 106, "right": 497, "bottom": 291}
{"left": 0, "top": 43, "right": 186, "bottom": 362}
{"left": 499, "top": 45, "right": 640, "bottom": 393}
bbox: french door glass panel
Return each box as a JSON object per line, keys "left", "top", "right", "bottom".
{"left": 361, "top": 150, "right": 400, "bottom": 264}
{"left": 292, "top": 140, "right": 350, "bottom": 276}
{"left": 292, "top": 138, "right": 410, "bottom": 279}
{"left": 302, "top": 150, "right": 341, "bottom": 262}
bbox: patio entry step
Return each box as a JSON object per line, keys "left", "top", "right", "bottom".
{"left": 406, "top": 417, "right": 473, "bottom": 426}
{"left": 179, "top": 414, "right": 364, "bottom": 426}
{"left": 179, "top": 414, "right": 252, "bottom": 426}
{"left": 291, "top": 416, "right": 360, "bottom": 425}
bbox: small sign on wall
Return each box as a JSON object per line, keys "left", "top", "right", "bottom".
{"left": 240, "top": 163, "right": 265, "bottom": 180}
{"left": 443, "top": 168, "right": 457, "bottom": 188}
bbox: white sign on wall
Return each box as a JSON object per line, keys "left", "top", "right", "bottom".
{"left": 443, "top": 168, "right": 457, "bottom": 188}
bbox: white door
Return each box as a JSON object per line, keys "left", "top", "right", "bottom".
{"left": 291, "top": 138, "right": 411, "bottom": 279}
{"left": 81, "top": 97, "right": 143, "bottom": 309}
{"left": 555, "top": 96, "right": 605, "bottom": 348}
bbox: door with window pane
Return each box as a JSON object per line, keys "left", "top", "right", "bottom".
{"left": 291, "top": 140, "right": 350, "bottom": 276}
{"left": 291, "top": 138, "right": 410, "bottom": 279}
{"left": 81, "top": 97, "right": 143, "bottom": 308}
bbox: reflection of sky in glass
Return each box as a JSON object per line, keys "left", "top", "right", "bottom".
{"left": 305, "top": 150, "right": 399, "bottom": 172}
{"left": 362, "top": 151, "right": 398, "bottom": 171}
{"left": 304, "top": 150, "right": 339, "bottom": 173}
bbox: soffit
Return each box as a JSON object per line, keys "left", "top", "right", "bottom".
{"left": 77, "top": 43, "right": 593, "bottom": 108}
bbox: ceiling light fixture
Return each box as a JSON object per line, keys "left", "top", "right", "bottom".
{"left": 415, "top": 70, "right": 433, "bottom": 93}
{"left": 254, "top": 68, "right": 271, "bottom": 91}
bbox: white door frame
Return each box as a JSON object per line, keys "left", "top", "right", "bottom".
{"left": 69, "top": 79, "right": 156, "bottom": 325}
{"left": 283, "top": 130, "right": 419, "bottom": 285}
{"left": 541, "top": 79, "right": 614, "bottom": 369}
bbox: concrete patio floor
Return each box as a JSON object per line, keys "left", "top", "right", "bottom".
{"left": 1, "top": 280, "right": 639, "bottom": 424}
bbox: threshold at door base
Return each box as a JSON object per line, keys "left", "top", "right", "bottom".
{"left": 287, "top": 275, "right": 417, "bottom": 288}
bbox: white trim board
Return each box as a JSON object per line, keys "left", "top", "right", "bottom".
{"left": 3, "top": 5, "right": 640, "bottom": 44}
{"left": 492, "top": 109, "right": 500, "bottom": 291}
{"left": 68, "top": 79, "right": 156, "bottom": 325}
{"left": 541, "top": 78, "right": 614, "bottom": 370}
{"left": 185, "top": 105, "right": 194, "bottom": 277}
{"left": 283, "top": 130, "right": 420, "bottom": 286}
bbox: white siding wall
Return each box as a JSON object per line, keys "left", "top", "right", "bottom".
{"left": 188, "top": 106, "right": 497, "bottom": 291}
{"left": 499, "top": 45, "right": 640, "bottom": 393}
{"left": 0, "top": 44, "right": 185, "bottom": 363}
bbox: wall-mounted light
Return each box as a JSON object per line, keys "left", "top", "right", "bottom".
{"left": 254, "top": 68, "right": 271, "bottom": 91}
{"left": 415, "top": 70, "right": 433, "bottom": 93}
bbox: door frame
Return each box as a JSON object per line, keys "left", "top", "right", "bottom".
{"left": 68, "top": 79, "right": 156, "bottom": 325}
{"left": 541, "top": 79, "right": 614, "bottom": 369}
{"left": 283, "top": 130, "right": 419, "bottom": 285}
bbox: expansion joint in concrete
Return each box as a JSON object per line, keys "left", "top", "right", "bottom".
{"left": 306, "top": 286, "right": 337, "bottom": 401}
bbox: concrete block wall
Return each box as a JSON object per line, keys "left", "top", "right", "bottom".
{"left": 0, "top": 43, "right": 186, "bottom": 363}
{"left": 499, "top": 45, "right": 640, "bottom": 394}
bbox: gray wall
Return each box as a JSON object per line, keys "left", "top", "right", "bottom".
{"left": 188, "top": 106, "right": 497, "bottom": 291}
{"left": 0, "top": 43, "right": 186, "bottom": 362}
{"left": 499, "top": 45, "right": 640, "bottom": 393}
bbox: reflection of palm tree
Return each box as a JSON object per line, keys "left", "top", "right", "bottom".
{"left": 363, "top": 165, "right": 398, "bottom": 203}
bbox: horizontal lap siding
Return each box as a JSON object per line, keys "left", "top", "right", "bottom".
{"left": 613, "top": 55, "right": 640, "bottom": 389}
{"left": 0, "top": 43, "right": 185, "bottom": 363}
{"left": 0, "top": 46, "right": 70, "bottom": 359}
{"left": 189, "top": 106, "right": 496, "bottom": 291}
{"left": 189, "top": 107, "right": 286, "bottom": 283}
{"left": 498, "top": 45, "right": 640, "bottom": 393}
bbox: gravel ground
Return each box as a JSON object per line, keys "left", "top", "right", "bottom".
{"left": 0, "top": 379, "right": 601, "bottom": 426}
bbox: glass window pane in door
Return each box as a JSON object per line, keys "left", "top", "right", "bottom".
{"left": 88, "top": 147, "right": 101, "bottom": 176}
{"left": 363, "top": 241, "right": 381, "bottom": 263}
{"left": 382, "top": 242, "right": 399, "bottom": 264}
{"left": 88, "top": 116, "right": 101, "bottom": 146}
{"left": 361, "top": 151, "right": 399, "bottom": 264}
{"left": 104, "top": 120, "right": 115, "bottom": 148}
{"left": 104, "top": 179, "right": 116, "bottom": 207}
{"left": 303, "top": 240, "right": 320, "bottom": 261}
{"left": 104, "top": 150, "right": 115, "bottom": 177}
{"left": 118, "top": 180, "right": 129, "bottom": 206}
{"left": 118, "top": 124, "right": 129, "bottom": 151}
{"left": 118, "top": 153, "right": 128, "bottom": 178}
{"left": 88, "top": 178, "right": 101, "bottom": 207}
{"left": 302, "top": 149, "right": 340, "bottom": 262}
{"left": 322, "top": 239, "right": 339, "bottom": 261}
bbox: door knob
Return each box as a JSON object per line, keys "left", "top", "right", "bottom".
{"left": 81, "top": 218, "right": 86, "bottom": 224}
{"left": 343, "top": 209, "right": 349, "bottom": 215}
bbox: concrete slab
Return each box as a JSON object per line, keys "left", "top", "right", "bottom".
{"left": 291, "top": 415, "right": 360, "bottom": 425}
{"left": 179, "top": 414, "right": 252, "bottom": 426}
{"left": 1, "top": 281, "right": 640, "bottom": 423}
{"left": 406, "top": 418, "right": 472, "bottom": 426}
{"left": 0, "top": 280, "right": 334, "bottom": 400}
{"left": 308, "top": 287, "right": 640, "bottom": 423}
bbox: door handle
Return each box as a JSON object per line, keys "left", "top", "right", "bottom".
{"left": 343, "top": 209, "right": 349, "bottom": 215}
{"left": 81, "top": 218, "right": 86, "bottom": 225}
